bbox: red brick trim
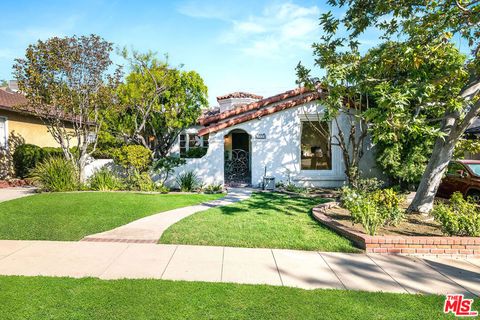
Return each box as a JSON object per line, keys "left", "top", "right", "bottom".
{"left": 198, "top": 92, "right": 322, "bottom": 136}
{"left": 312, "top": 202, "right": 480, "bottom": 257}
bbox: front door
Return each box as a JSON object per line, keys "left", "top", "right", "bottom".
{"left": 224, "top": 131, "right": 251, "bottom": 186}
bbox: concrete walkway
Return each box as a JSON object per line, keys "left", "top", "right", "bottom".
{"left": 0, "top": 187, "right": 36, "bottom": 203}
{"left": 82, "top": 188, "right": 252, "bottom": 243}
{"left": 0, "top": 240, "right": 478, "bottom": 295}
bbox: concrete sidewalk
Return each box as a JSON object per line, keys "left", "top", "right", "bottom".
{"left": 82, "top": 188, "right": 252, "bottom": 243}
{"left": 0, "top": 187, "right": 36, "bottom": 202}
{"left": 0, "top": 240, "right": 478, "bottom": 296}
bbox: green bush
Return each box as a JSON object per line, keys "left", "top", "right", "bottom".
{"left": 112, "top": 145, "right": 152, "bottom": 173}
{"left": 42, "top": 147, "right": 65, "bottom": 159}
{"left": 432, "top": 192, "right": 480, "bottom": 237}
{"left": 13, "top": 144, "right": 44, "bottom": 178}
{"left": 341, "top": 186, "right": 404, "bottom": 235}
{"left": 88, "top": 167, "right": 124, "bottom": 191}
{"left": 185, "top": 147, "right": 207, "bottom": 158}
{"left": 371, "top": 188, "right": 404, "bottom": 226}
{"left": 151, "top": 157, "right": 186, "bottom": 185}
{"left": 31, "top": 157, "right": 79, "bottom": 192}
{"left": 176, "top": 171, "right": 201, "bottom": 192}
{"left": 204, "top": 184, "right": 224, "bottom": 194}
{"left": 126, "top": 171, "right": 156, "bottom": 192}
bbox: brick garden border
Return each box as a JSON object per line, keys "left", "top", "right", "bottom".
{"left": 312, "top": 202, "right": 480, "bottom": 258}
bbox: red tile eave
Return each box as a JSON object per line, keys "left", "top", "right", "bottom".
{"left": 199, "top": 87, "right": 315, "bottom": 126}
{"left": 198, "top": 92, "right": 322, "bottom": 136}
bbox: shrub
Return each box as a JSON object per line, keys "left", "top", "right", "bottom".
{"left": 285, "top": 183, "right": 307, "bottom": 194}
{"left": 42, "top": 147, "right": 65, "bottom": 159}
{"left": 185, "top": 147, "right": 207, "bottom": 158}
{"left": 126, "top": 171, "right": 156, "bottom": 192}
{"left": 204, "top": 183, "right": 223, "bottom": 194}
{"left": 88, "top": 167, "right": 124, "bottom": 191}
{"left": 31, "top": 157, "right": 78, "bottom": 192}
{"left": 112, "top": 145, "right": 152, "bottom": 174}
{"left": 341, "top": 186, "right": 404, "bottom": 235}
{"left": 351, "top": 177, "right": 381, "bottom": 193}
{"left": 176, "top": 171, "right": 200, "bottom": 192}
{"left": 432, "top": 192, "right": 480, "bottom": 237}
{"left": 371, "top": 188, "right": 404, "bottom": 226}
{"left": 12, "top": 144, "right": 44, "bottom": 178}
{"left": 151, "top": 157, "right": 186, "bottom": 184}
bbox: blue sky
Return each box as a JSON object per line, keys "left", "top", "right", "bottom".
{"left": 0, "top": 0, "right": 377, "bottom": 105}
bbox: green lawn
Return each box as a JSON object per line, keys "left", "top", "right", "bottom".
{"left": 0, "top": 192, "right": 223, "bottom": 241}
{"left": 0, "top": 276, "right": 462, "bottom": 320}
{"left": 161, "top": 192, "right": 359, "bottom": 252}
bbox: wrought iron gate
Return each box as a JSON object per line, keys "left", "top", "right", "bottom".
{"left": 225, "top": 149, "right": 251, "bottom": 185}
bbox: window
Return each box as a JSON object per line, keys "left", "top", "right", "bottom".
{"left": 300, "top": 121, "right": 331, "bottom": 170}
{"left": 446, "top": 162, "right": 466, "bottom": 177}
{"left": 0, "top": 117, "right": 6, "bottom": 148}
{"left": 179, "top": 133, "right": 209, "bottom": 158}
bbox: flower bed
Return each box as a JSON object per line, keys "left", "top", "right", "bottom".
{"left": 312, "top": 202, "right": 480, "bottom": 257}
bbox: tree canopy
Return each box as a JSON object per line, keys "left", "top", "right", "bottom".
{"left": 107, "top": 51, "right": 208, "bottom": 157}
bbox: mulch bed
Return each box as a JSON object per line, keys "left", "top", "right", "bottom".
{"left": 325, "top": 204, "right": 444, "bottom": 237}
{"left": 0, "top": 179, "right": 33, "bottom": 189}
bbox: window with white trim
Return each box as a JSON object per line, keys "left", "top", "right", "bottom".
{"left": 300, "top": 120, "right": 332, "bottom": 170}
{"left": 179, "top": 133, "right": 209, "bottom": 158}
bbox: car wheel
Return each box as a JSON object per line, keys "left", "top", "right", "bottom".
{"left": 466, "top": 190, "right": 480, "bottom": 203}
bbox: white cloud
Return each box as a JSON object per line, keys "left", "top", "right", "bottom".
{"left": 176, "top": 1, "right": 232, "bottom": 20}
{"left": 219, "top": 2, "right": 321, "bottom": 59}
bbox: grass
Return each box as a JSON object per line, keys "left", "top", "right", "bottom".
{"left": 161, "top": 192, "right": 359, "bottom": 252}
{"left": 0, "top": 276, "right": 464, "bottom": 320}
{"left": 0, "top": 192, "right": 223, "bottom": 241}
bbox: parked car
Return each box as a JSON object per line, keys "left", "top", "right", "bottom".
{"left": 437, "top": 160, "right": 480, "bottom": 201}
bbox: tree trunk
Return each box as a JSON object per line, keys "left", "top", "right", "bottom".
{"left": 407, "top": 133, "right": 457, "bottom": 213}
{"left": 408, "top": 81, "right": 480, "bottom": 213}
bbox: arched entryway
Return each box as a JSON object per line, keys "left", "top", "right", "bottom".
{"left": 224, "top": 129, "right": 251, "bottom": 187}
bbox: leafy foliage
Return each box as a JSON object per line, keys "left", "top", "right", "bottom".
{"left": 88, "top": 168, "right": 124, "bottom": 191}
{"left": 31, "top": 157, "right": 79, "bottom": 192}
{"left": 0, "top": 131, "right": 25, "bottom": 179}
{"left": 151, "top": 156, "right": 186, "bottom": 185}
{"left": 13, "top": 35, "right": 121, "bottom": 182}
{"left": 320, "top": 0, "right": 479, "bottom": 213}
{"left": 176, "top": 171, "right": 201, "bottom": 192}
{"left": 13, "top": 144, "right": 44, "bottom": 178}
{"left": 203, "top": 184, "right": 224, "bottom": 194}
{"left": 125, "top": 171, "right": 156, "bottom": 192}
{"left": 112, "top": 145, "right": 152, "bottom": 174}
{"left": 107, "top": 51, "right": 208, "bottom": 157}
{"left": 432, "top": 192, "right": 480, "bottom": 237}
{"left": 341, "top": 183, "right": 404, "bottom": 235}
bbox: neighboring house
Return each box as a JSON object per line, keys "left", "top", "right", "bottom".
{"left": 0, "top": 82, "right": 73, "bottom": 148}
{"left": 168, "top": 87, "right": 379, "bottom": 188}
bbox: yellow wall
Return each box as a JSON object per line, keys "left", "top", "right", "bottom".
{"left": 0, "top": 110, "right": 74, "bottom": 148}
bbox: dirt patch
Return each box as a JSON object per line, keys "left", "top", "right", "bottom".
{"left": 326, "top": 205, "right": 444, "bottom": 237}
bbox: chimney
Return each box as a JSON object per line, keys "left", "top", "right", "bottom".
{"left": 8, "top": 80, "right": 19, "bottom": 92}
{"left": 216, "top": 92, "right": 263, "bottom": 113}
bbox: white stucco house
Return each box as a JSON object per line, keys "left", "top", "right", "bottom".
{"left": 166, "top": 87, "right": 379, "bottom": 188}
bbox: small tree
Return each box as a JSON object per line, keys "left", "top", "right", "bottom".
{"left": 296, "top": 21, "right": 369, "bottom": 186}
{"left": 14, "top": 35, "right": 121, "bottom": 182}
{"left": 109, "top": 51, "right": 208, "bottom": 157}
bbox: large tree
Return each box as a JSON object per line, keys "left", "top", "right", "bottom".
{"left": 315, "top": 0, "right": 479, "bottom": 213}
{"left": 108, "top": 51, "right": 208, "bottom": 157}
{"left": 14, "top": 35, "right": 121, "bottom": 182}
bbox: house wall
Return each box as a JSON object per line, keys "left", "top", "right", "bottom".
{"left": 0, "top": 110, "right": 73, "bottom": 148}
{"left": 166, "top": 101, "right": 377, "bottom": 188}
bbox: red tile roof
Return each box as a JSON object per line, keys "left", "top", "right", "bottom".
{"left": 0, "top": 88, "right": 82, "bottom": 124}
{"left": 198, "top": 87, "right": 322, "bottom": 136}
{"left": 217, "top": 92, "right": 263, "bottom": 101}
{"left": 0, "top": 88, "right": 28, "bottom": 110}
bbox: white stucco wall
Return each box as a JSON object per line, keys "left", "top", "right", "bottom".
{"left": 167, "top": 101, "right": 353, "bottom": 188}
